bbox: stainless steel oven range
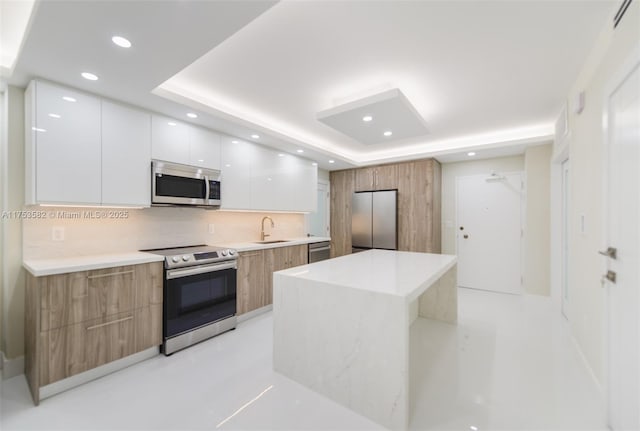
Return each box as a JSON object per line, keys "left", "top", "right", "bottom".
{"left": 143, "top": 245, "right": 238, "bottom": 355}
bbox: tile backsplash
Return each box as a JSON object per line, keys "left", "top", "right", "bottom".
{"left": 23, "top": 207, "right": 305, "bottom": 259}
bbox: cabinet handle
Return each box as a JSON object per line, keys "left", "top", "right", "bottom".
{"left": 241, "top": 252, "right": 261, "bottom": 257}
{"left": 86, "top": 315, "right": 133, "bottom": 331}
{"left": 87, "top": 270, "right": 134, "bottom": 280}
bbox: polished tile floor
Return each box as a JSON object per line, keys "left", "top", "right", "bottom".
{"left": 1, "top": 288, "right": 607, "bottom": 430}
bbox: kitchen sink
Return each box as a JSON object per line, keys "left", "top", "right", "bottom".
{"left": 253, "top": 240, "right": 291, "bottom": 244}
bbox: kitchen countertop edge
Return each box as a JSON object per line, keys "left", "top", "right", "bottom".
{"left": 23, "top": 252, "right": 165, "bottom": 277}
{"left": 217, "top": 236, "right": 331, "bottom": 253}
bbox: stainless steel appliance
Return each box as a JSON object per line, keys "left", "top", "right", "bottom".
{"left": 351, "top": 190, "right": 397, "bottom": 252}
{"left": 151, "top": 160, "right": 221, "bottom": 208}
{"left": 308, "top": 241, "right": 331, "bottom": 263}
{"left": 143, "top": 245, "right": 237, "bottom": 355}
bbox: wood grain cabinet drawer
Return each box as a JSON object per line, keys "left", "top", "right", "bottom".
{"left": 40, "top": 311, "right": 136, "bottom": 386}
{"left": 39, "top": 266, "right": 137, "bottom": 331}
{"left": 26, "top": 261, "right": 163, "bottom": 404}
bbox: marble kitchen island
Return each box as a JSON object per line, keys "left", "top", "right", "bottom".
{"left": 273, "top": 249, "right": 457, "bottom": 430}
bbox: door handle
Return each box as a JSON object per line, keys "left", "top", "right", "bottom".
{"left": 601, "top": 270, "right": 617, "bottom": 285}
{"left": 598, "top": 247, "right": 617, "bottom": 259}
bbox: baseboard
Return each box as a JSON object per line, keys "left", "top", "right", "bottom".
{"left": 40, "top": 346, "right": 159, "bottom": 401}
{"left": 1, "top": 351, "right": 25, "bottom": 380}
{"left": 237, "top": 304, "right": 273, "bottom": 323}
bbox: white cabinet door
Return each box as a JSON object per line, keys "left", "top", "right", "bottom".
{"left": 34, "top": 81, "right": 102, "bottom": 204}
{"left": 290, "top": 156, "right": 317, "bottom": 212}
{"left": 251, "top": 145, "right": 281, "bottom": 211}
{"left": 220, "top": 136, "right": 255, "bottom": 210}
{"left": 101, "top": 101, "right": 151, "bottom": 207}
{"left": 151, "top": 115, "right": 189, "bottom": 165}
{"left": 189, "top": 127, "right": 221, "bottom": 170}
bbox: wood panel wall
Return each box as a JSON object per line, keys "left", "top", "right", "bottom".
{"left": 330, "top": 158, "right": 441, "bottom": 257}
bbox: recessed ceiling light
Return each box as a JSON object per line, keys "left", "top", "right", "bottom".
{"left": 231, "top": 140, "right": 239, "bottom": 144}
{"left": 296, "top": 149, "right": 304, "bottom": 153}
{"left": 31, "top": 127, "right": 46, "bottom": 132}
{"left": 48, "top": 113, "right": 61, "bottom": 119}
{"left": 383, "top": 130, "right": 393, "bottom": 137}
{"left": 362, "top": 115, "right": 373, "bottom": 122}
{"left": 167, "top": 122, "right": 177, "bottom": 126}
{"left": 186, "top": 112, "right": 198, "bottom": 118}
{"left": 278, "top": 153, "right": 285, "bottom": 157}
{"left": 62, "top": 96, "right": 76, "bottom": 102}
{"left": 251, "top": 134, "right": 260, "bottom": 139}
{"left": 81, "top": 72, "right": 99, "bottom": 81}
{"left": 467, "top": 152, "right": 476, "bottom": 156}
{"left": 225, "top": 164, "right": 231, "bottom": 167}
{"left": 328, "top": 160, "right": 335, "bottom": 164}
{"left": 197, "top": 159, "right": 204, "bottom": 162}
{"left": 267, "top": 177, "right": 272, "bottom": 181}
{"left": 111, "top": 36, "right": 132, "bottom": 48}
{"left": 311, "top": 162, "right": 318, "bottom": 166}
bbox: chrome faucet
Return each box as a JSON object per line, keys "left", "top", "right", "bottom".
{"left": 261, "top": 216, "right": 274, "bottom": 241}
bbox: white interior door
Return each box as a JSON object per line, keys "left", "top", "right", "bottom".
{"left": 605, "top": 58, "right": 639, "bottom": 431}
{"left": 456, "top": 173, "right": 523, "bottom": 294}
{"left": 561, "top": 159, "right": 570, "bottom": 319}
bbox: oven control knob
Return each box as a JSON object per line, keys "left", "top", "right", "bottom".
{"left": 182, "top": 255, "right": 190, "bottom": 262}
{"left": 171, "top": 256, "right": 180, "bottom": 263}
{"left": 229, "top": 250, "right": 235, "bottom": 256}
{"left": 221, "top": 250, "right": 228, "bottom": 257}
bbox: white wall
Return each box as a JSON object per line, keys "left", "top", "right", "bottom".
{"left": 524, "top": 144, "right": 552, "bottom": 296}
{"left": 2, "top": 85, "right": 25, "bottom": 362}
{"left": 441, "top": 155, "right": 525, "bottom": 255}
{"left": 0, "top": 86, "right": 5, "bottom": 365}
{"left": 560, "top": 1, "right": 639, "bottom": 386}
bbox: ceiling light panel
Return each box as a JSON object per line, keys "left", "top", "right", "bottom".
{"left": 316, "top": 89, "right": 428, "bottom": 145}
{"left": 111, "top": 35, "right": 132, "bottom": 48}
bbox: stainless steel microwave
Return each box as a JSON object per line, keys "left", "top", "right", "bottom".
{"left": 151, "top": 160, "right": 221, "bottom": 208}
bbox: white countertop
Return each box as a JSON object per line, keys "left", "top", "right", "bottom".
{"left": 217, "top": 236, "right": 331, "bottom": 252}
{"left": 23, "top": 252, "right": 165, "bottom": 277}
{"left": 276, "top": 249, "right": 456, "bottom": 302}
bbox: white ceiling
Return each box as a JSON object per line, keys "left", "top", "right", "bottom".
{"left": 5, "top": 0, "right": 615, "bottom": 169}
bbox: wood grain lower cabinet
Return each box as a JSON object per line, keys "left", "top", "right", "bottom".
{"left": 236, "top": 250, "right": 267, "bottom": 314}
{"left": 237, "top": 245, "right": 308, "bottom": 315}
{"left": 25, "top": 262, "right": 163, "bottom": 404}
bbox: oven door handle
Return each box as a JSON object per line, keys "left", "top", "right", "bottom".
{"left": 166, "top": 261, "right": 237, "bottom": 279}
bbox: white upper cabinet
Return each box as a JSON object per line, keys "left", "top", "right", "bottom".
{"left": 220, "top": 136, "right": 255, "bottom": 210}
{"left": 101, "top": 101, "right": 151, "bottom": 207}
{"left": 25, "top": 80, "right": 151, "bottom": 207}
{"left": 26, "top": 80, "right": 102, "bottom": 205}
{"left": 189, "top": 127, "right": 221, "bottom": 170}
{"left": 151, "top": 115, "right": 190, "bottom": 165}
{"left": 151, "top": 115, "right": 221, "bottom": 170}
{"left": 221, "top": 136, "right": 317, "bottom": 212}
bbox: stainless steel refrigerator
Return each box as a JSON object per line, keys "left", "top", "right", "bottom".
{"left": 351, "top": 190, "right": 397, "bottom": 252}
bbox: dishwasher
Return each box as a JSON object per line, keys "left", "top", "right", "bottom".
{"left": 308, "top": 241, "right": 331, "bottom": 263}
